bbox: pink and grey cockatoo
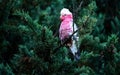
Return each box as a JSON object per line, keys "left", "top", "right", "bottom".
{"left": 59, "top": 8, "right": 80, "bottom": 60}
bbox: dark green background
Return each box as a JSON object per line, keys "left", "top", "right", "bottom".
{"left": 0, "top": 0, "right": 120, "bottom": 75}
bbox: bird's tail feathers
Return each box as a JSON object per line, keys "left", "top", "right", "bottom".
{"left": 74, "top": 50, "right": 80, "bottom": 60}
{"left": 69, "top": 41, "right": 80, "bottom": 60}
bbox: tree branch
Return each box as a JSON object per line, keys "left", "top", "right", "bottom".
{"left": 75, "top": 1, "right": 83, "bottom": 14}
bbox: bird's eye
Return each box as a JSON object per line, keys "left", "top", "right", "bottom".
{"left": 63, "top": 14, "right": 66, "bottom": 16}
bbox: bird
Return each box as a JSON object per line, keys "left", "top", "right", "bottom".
{"left": 59, "top": 8, "right": 80, "bottom": 60}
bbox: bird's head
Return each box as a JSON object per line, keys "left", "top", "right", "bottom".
{"left": 60, "top": 8, "right": 73, "bottom": 21}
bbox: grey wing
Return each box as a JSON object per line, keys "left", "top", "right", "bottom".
{"left": 73, "top": 23, "right": 79, "bottom": 42}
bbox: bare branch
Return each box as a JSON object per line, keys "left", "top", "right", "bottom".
{"left": 72, "top": 1, "right": 84, "bottom": 49}
{"left": 75, "top": 1, "right": 84, "bottom": 14}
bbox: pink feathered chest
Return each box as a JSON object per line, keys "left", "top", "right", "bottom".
{"left": 59, "top": 19, "right": 73, "bottom": 40}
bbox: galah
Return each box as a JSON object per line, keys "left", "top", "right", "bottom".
{"left": 59, "top": 8, "right": 80, "bottom": 60}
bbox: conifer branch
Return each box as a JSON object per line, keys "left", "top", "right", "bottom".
{"left": 13, "top": 10, "right": 38, "bottom": 35}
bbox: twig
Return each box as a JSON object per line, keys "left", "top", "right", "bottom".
{"left": 75, "top": 1, "right": 83, "bottom": 14}
{"left": 53, "top": 11, "right": 93, "bottom": 53}
{"left": 72, "top": 0, "right": 84, "bottom": 49}
{"left": 72, "top": 0, "right": 75, "bottom": 33}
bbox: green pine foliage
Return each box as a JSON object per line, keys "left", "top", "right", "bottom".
{"left": 0, "top": 64, "right": 14, "bottom": 75}
{"left": 0, "top": 0, "right": 120, "bottom": 75}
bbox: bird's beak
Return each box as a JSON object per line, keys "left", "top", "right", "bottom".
{"left": 60, "top": 15, "right": 64, "bottom": 21}
{"left": 60, "top": 15, "right": 62, "bottom": 21}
